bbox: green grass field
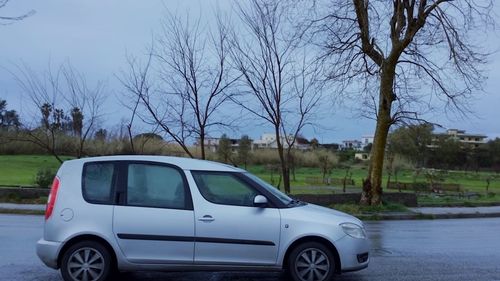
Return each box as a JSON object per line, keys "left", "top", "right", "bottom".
{"left": 248, "top": 165, "right": 500, "bottom": 194}
{"left": 0, "top": 155, "right": 499, "bottom": 195}
{"left": 0, "top": 155, "right": 72, "bottom": 186}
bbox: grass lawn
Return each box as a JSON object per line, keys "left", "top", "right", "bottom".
{"left": 417, "top": 192, "right": 500, "bottom": 206}
{"left": 248, "top": 165, "right": 500, "bottom": 194}
{"left": 0, "top": 155, "right": 72, "bottom": 187}
{"left": 331, "top": 202, "right": 409, "bottom": 214}
{"left": 1, "top": 155, "right": 499, "bottom": 195}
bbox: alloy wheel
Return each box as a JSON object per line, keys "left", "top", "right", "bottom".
{"left": 67, "top": 247, "right": 105, "bottom": 281}
{"left": 294, "top": 247, "right": 331, "bottom": 281}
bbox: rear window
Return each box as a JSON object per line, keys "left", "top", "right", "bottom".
{"left": 82, "top": 162, "right": 116, "bottom": 204}
{"left": 126, "top": 163, "right": 188, "bottom": 209}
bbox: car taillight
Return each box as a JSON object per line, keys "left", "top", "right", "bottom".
{"left": 45, "top": 176, "right": 60, "bottom": 220}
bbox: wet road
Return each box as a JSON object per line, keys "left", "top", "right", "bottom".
{"left": 1, "top": 214, "right": 499, "bottom": 281}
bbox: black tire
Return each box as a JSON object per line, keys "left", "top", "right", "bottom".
{"left": 60, "top": 241, "right": 114, "bottom": 281}
{"left": 287, "top": 242, "right": 336, "bottom": 281}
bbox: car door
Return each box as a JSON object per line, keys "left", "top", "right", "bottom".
{"left": 112, "top": 161, "right": 195, "bottom": 264}
{"left": 189, "top": 171, "right": 281, "bottom": 265}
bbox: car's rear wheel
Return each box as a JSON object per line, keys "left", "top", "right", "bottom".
{"left": 60, "top": 241, "right": 113, "bottom": 281}
{"left": 288, "top": 242, "right": 336, "bottom": 281}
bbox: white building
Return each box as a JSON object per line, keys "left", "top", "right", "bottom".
{"left": 361, "top": 135, "right": 374, "bottom": 146}
{"left": 432, "top": 129, "right": 487, "bottom": 149}
{"left": 355, "top": 152, "right": 370, "bottom": 161}
{"left": 196, "top": 137, "right": 242, "bottom": 153}
{"left": 253, "top": 133, "right": 277, "bottom": 149}
{"left": 253, "top": 133, "right": 311, "bottom": 150}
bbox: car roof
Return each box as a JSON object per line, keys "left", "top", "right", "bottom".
{"left": 65, "top": 155, "right": 245, "bottom": 172}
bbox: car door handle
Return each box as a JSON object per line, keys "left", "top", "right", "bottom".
{"left": 198, "top": 215, "right": 215, "bottom": 222}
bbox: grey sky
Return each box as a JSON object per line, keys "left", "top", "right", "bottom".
{"left": 0, "top": 0, "right": 499, "bottom": 143}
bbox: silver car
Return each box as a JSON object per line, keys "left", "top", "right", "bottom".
{"left": 37, "top": 155, "right": 369, "bottom": 281}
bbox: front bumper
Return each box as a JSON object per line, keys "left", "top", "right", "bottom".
{"left": 36, "top": 239, "right": 62, "bottom": 269}
{"left": 335, "top": 234, "right": 370, "bottom": 272}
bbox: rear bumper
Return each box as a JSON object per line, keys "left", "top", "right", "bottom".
{"left": 36, "top": 239, "right": 61, "bottom": 269}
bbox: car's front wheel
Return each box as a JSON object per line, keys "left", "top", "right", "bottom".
{"left": 60, "top": 241, "right": 113, "bottom": 281}
{"left": 288, "top": 242, "right": 336, "bottom": 281}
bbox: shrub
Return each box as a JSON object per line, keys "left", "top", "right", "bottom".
{"left": 251, "top": 149, "right": 281, "bottom": 165}
{"left": 412, "top": 182, "right": 430, "bottom": 191}
{"left": 34, "top": 167, "right": 56, "bottom": 188}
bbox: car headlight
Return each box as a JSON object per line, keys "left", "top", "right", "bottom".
{"left": 340, "top": 223, "right": 367, "bottom": 239}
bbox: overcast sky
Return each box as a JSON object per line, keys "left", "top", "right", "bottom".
{"left": 0, "top": 0, "right": 499, "bottom": 143}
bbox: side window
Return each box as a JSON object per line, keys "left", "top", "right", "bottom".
{"left": 191, "top": 172, "right": 259, "bottom": 207}
{"left": 83, "top": 162, "right": 115, "bottom": 204}
{"left": 126, "top": 163, "right": 188, "bottom": 209}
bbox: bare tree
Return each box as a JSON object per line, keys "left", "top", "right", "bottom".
{"left": 229, "top": 0, "right": 324, "bottom": 193}
{"left": 61, "top": 63, "right": 105, "bottom": 158}
{"left": 11, "top": 62, "right": 105, "bottom": 162}
{"left": 312, "top": 0, "right": 493, "bottom": 205}
{"left": 120, "top": 51, "right": 193, "bottom": 157}
{"left": 0, "top": 0, "right": 35, "bottom": 24}
{"left": 118, "top": 54, "right": 154, "bottom": 155}
{"left": 123, "top": 88, "right": 141, "bottom": 154}
{"left": 120, "top": 12, "right": 238, "bottom": 160}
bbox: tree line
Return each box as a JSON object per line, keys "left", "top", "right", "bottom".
{"left": 387, "top": 124, "right": 500, "bottom": 173}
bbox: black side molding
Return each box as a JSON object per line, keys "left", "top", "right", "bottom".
{"left": 117, "top": 233, "right": 275, "bottom": 246}
{"left": 117, "top": 234, "right": 193, "bottom": 242}
{"left": 196, "top": 237, "right": 275, "bottom": 246}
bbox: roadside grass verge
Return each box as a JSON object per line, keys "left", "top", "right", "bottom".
{"left": 0, "top": 208, "right": 45, "bottom": 215}
{"left": 0, "top": 194, "right": 48, "bottom": 204}
{"left": 331, "top": 202, "right": 409, "bottom": 215}
{"left": 417, "top": 192, "right": 500, "bottom": 207}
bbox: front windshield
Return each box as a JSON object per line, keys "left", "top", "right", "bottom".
{"left": 244, "top": 172, "right": 293, "bottom": 205}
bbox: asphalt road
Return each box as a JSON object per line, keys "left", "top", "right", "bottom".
{"left": 1, "top": 214, "right": 499, "bottom": 281}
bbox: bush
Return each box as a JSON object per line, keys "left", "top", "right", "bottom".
{"left": 34, "top": 167, "right": 56, "bottom": 188}
{"left": 412, "top": 182, "right": 430, "bottom": 191}
{"left": 250, "top": 149, "right": 281, "bottom": 165}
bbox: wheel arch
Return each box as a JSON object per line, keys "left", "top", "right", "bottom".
{"left": 57, "top": 234, "right": 118, "bottom": 269}
{"left": 282, "top": 235, "right": 342, "bottom": 274}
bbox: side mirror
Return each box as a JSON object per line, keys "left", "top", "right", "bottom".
{"left": 253, "top": 195, "right": 268, "bottom": 208}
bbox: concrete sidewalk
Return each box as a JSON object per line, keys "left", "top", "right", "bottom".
{"left": 355, "top": 206, "right": 500, "bottom": 220}
{"left": 411, "top": 206, "right": 500, "bottom": 215}
{"left": 0, "top": 203, "right": 45, "bottom": 211}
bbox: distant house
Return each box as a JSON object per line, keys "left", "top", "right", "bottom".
{"left": 319, "top": 143, "right": 340, "bottom": 151}
{"left": 355, "top": 152, "right": 370, "bottom": 161}
{"left": 432, "top": 129, "right": 487, "bottom": 149}
{"left": 196, "top": 133, "right": 317, "bottom": 152}
{"left": 253, "top": 133, "right": 311, "bottom": 150}
{"left": 196, "top": 137, "right": 243, "bottom": 153}
{"left": 295, "top": 137, "right": 312, "bottom": 150}
{"left": 361, "top": 135, "right": 374, "bottom": 146}
{"left": 341, "top": 140, "right": 363, "bottom": 151}
{"left": 253, "top": 133, "right": 278, "bottom": 149}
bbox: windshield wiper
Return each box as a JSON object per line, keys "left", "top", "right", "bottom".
{"left": 287, "top": 199, "right": 303, "bottom": 206}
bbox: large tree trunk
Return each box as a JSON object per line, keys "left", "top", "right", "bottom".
{"left": 361, "top": 63, "right": 395, "bottom": 205}
{"left": 200, "top": 128, "right": 206, "bottom": 160}
{"left": 277, "top": 146, "right": 291, "bottom": 193}
{"left": 275, "top": 127, "right": 291, "bottom": 193}
{"left": 282, "top": 165, "right": 291, "bottom": 193}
